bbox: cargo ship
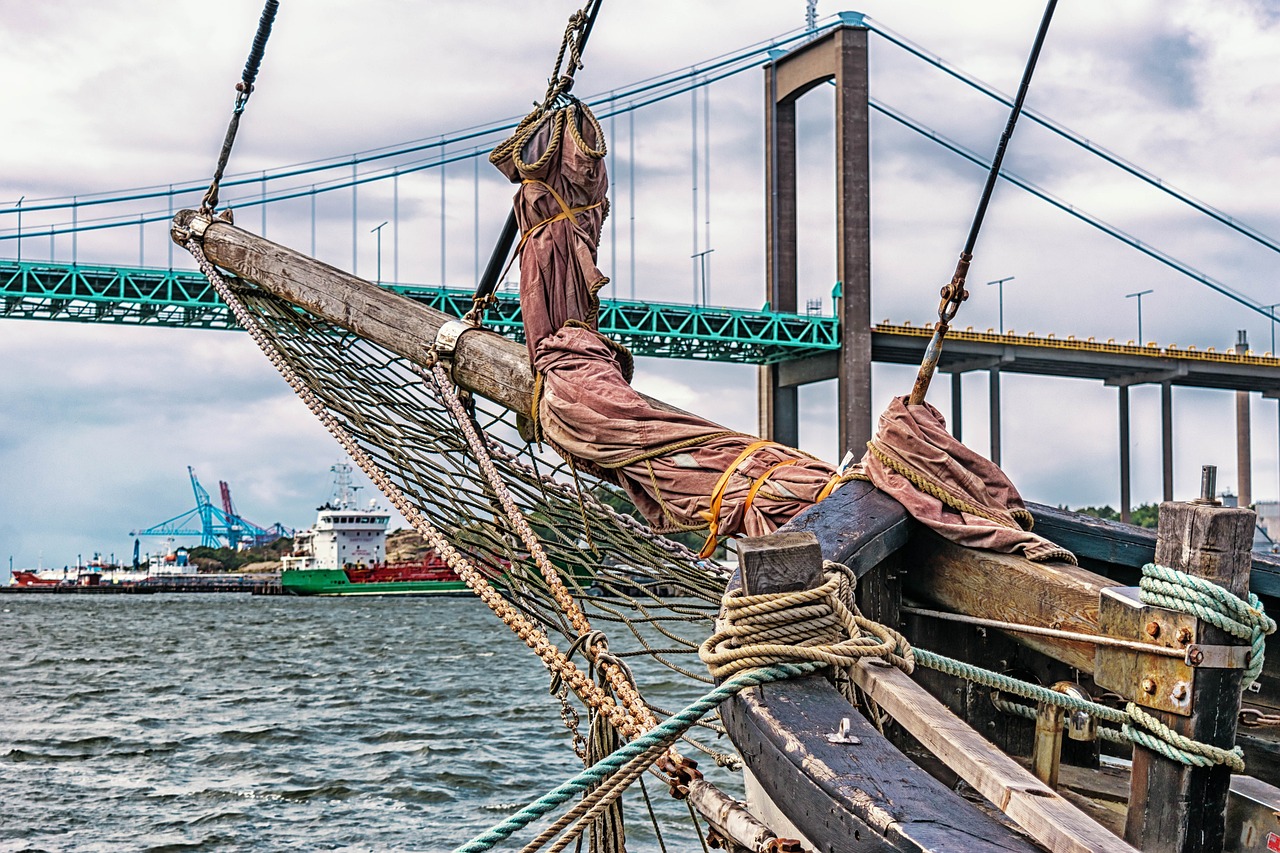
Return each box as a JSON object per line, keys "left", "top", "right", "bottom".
{"left": 279, "top": 464, "right": 470, "bottom": 596}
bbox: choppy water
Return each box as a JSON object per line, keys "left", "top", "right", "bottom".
{"left": 0, "top": 595, "right": 733, "bottom": 851}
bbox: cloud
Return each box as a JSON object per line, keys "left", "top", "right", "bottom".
{"left": 3, "top": 0, "right": 1280, "bottom": 572}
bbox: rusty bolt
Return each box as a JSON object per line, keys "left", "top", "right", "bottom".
{"left": 1176, "top": 627, "right": 1193, "bottom": 645}
{"left": 1187, "top": 647, "right": 1205, "bottom": 667}
{"left": 1173, "top": 683, "right": 1189, "bottom": 702}
{"left": 1141, "top": 677, "right": 1158, "bottom": 695}
{"left": 1145, "top": 621, "right": 1161, "bottom": 639}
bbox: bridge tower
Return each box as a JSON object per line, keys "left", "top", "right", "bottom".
{"left": 759, "top": 16, "right": 872, "bottom": 458}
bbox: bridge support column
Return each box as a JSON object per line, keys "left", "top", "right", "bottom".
{"left": 1237, "top": 333, "right": 1253, "bottom": 508}
{"left": 951, "top": 372, "right": 963, "bottom": 441}
{"left": 988, "top": 367, "right": 1002, "bottom": 466}
{"left": 760, "top": 21, "right": 871, "bottom": 457}
{"left": 1119, "top": 385, "right": 1132, "bottom": 524}
{"left": 1162, "top": 381, "right": 1174, "bottom": 502}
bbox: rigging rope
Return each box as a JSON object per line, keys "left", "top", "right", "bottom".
{"left": 200, "top": 0, "right": 280, "bottom": 215}
{"left": 453, "top": 662, "right": 818, "bottom": 853}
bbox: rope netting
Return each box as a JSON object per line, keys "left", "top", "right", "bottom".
{"left": 217, "top": 275, "right": 735, "bottom": 736}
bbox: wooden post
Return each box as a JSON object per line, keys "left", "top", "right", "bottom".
{"left": 1124, "top": 497, "right": 1255, "bottom": 852}
{"left": 738, "top": 531, "right": 824, "bottom": 597}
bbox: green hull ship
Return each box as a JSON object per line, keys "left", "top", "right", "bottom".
{"left": 280, "top": 465, "right": 470, "bottom": 597}
{"left": 280, "top": 568, "right": 469, "bottom": 596}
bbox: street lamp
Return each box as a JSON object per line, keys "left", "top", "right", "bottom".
{"left": 692, "top": 247, "right": 714, "bottom": 306}
{"left": 370, "top": 221, "right": 389, "bottom": 285}
{"left": 986, "top": 276, "right": 1014, "bottom": 333}
{"left": 1126, "top": 289, "right": 1154, "bottom": 344}
{"left": 14, "top": 196, "right": 23, "bottom": 263}
{"left": 1267, "top": 303, "right": 1280, "bottom": 355}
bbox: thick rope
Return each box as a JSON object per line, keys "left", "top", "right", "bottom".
{"left": 453, "top": 663, "right": 818, "bottom": 853}
{"left": 1139, "top": 562, "right": 1275, "bottom": 688}
{"left": 916, "top": 648, "right": 1247, "bottom": 770}
{"left": 426, "top": 359, "right": 657, "bottom": 736}
{"left": 699, "top": 563, "right": 914, "bottom": 688}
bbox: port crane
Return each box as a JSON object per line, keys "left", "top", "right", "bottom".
{"left": 131, "top": 466, "right": 292, "bottom": 549}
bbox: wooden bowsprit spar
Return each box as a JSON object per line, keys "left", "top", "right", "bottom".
{"left": 169, "top": 211, "right": 695, "bottom": 425}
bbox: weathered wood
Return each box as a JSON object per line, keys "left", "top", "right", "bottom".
{"left": 721, "top": 675, "right": 1039, "bottom": 851}
{"left": 782, "top": 480, "right": 913, "bottom": 578}
{"left": 724, "top": 496, "right": 1038, "bottom": 850}
{"left": 172, "top": 211, "right": 689, "bottom": 420}
{"left": 902, "top": 530, "right": 1109, "bottom": 673}
{"left": 850, "top": 659, "right": 1136, "bottom": 853}
{"left": 1125, "top": 501, "right": 1255, "bottom": 853}
{"left": 738, "top": 532, "right": 823, "bottom": 595}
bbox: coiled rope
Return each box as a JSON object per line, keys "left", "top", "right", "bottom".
{"left": 698, "top": 561, "right": 914, "bottom": 686}
{"left": 1139, "top": 561, "right": 1275, "bottom": 688}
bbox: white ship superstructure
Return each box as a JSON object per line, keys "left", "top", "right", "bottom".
{"left": 282, "top": 464, "right": 391, "bottom": 572}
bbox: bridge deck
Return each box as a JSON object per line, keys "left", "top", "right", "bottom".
{"left": 5, "top": 260, "right": 1280, "bottom": 391}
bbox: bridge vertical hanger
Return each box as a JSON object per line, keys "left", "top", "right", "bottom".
{"left": 760, "top": 18, "right": 872, "bottom": 457}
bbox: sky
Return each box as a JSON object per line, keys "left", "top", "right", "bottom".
{"left": 2, "top": 0, "right": 1280, "bottom": 575}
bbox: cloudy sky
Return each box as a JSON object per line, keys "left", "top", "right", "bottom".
{"left": 2, "top": 0, "right": 1279, "bottom": 575}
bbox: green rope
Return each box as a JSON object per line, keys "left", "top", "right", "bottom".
{"left": 915, "top": 648, "right": 1247, "bottom": 769}
{"left": 453, "top": 662, "right": 818, "bottom": 853}
{"left": 1139, "top": 562, "right": 1276, "bottom": 688}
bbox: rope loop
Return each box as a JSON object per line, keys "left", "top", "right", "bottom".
{"left": 1139, "top": 562, "right": 1276, "bottom": 687}
{"left": 1123, "top": 701, "right": 1246, "bottom": 772}
{"left": 699, "top": 563, "right": 914, "bottom": 684}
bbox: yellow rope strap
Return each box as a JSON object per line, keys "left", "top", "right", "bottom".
{"left": 515, "top": 179, "right": 602, "bottom": 255}
{"left": 697, "top": 440, "right": 780, "bottom": 558}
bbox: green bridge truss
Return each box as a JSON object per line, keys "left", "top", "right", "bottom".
{"left": 0, "top": 259, "right": 839, "bottom": 365}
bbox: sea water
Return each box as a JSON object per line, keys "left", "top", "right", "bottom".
{"left": 0, "top": 595, "right": 733, "bottom": 851}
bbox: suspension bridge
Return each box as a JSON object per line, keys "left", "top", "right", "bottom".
{"left": 3, "top": 12, "right": 1280, "bottom": 520}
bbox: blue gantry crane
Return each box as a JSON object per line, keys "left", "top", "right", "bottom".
{"left": 131, "top": 467, "right": 292, "bottom": 549}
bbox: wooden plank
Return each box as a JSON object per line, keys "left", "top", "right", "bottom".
{"left": 781, "top": 480, "right": 913, "bottom": 578}
{"left": 726, "top": 514, "right": 1037, "bottom": 850}
{"left": 850, "top": 658, "right": 1136, "bottom": 853}
{"left": 1125, "top": 501, "right": 1255, "bottom": 852}
{"left": 721, "top": 676, "right": 1039, "bottom": 852}
{"left": 902, "top": 530, "right": 1109, "bottom": 673}
{"left": 1029, "top": 502, "right": 1280, "bottom": 599}
{"left": 173, "top": 212, "right": 690, "bottom": 420}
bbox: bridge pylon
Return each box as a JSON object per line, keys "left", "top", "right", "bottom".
{"left": 760, "top": 19, "right": 871, "bottom": 458}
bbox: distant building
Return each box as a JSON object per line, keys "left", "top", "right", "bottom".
{"left": 1257, "top": 500, "right": 1280, "bottom": 550}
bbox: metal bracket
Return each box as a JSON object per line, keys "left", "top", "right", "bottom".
{"left": 431, "top": 318, "right": 478, "bottom": 368}
{"left": 170, "top": 212, "right": 214, "bottom": 245}
{"left": 1095, "top": 586, "right": 1197, "bottom": 716}
{"left": 825, "top": 717, "right": 861, "bottom": 744}
{"left": 1185, "top": 642, "right": 1251, "bottom": 669}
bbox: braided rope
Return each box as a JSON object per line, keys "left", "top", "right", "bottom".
{"left": 1139, "top": 562, "right": 1276, "bottom": 687}
{"left": 454, "top": 663, "right": 818, "bottom": 853}
{"left": 426, "top": 360, "right": 656, "bottom": 735}
{"left": 1123, "top": 702, "right": 1245, "bottom": 772}
{"left": 917, "top": 648, "right": 1249, "bottom": 769}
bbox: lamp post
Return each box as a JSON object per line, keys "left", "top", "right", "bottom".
{"left": 986, "top": 276, "right": 1014, "bottom": 333}
{"left": 692, "top": 247, "right": 714, "bottom": 306}
{"left": 1126, "top": 289, "right": 1154, "bottom": 344}
{"left": 370, "top": 221, "right": 389, "bottom": 285}
{"left": 14, "top": 196, "right": 23, "bottom": 263}
{"left": 1267, "top": 303, "right": 1280, "bottom": 356}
